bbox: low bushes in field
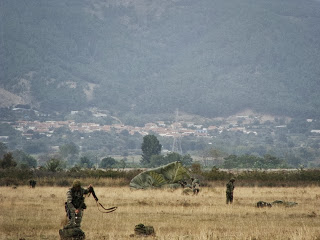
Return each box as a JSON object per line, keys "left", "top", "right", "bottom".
{"left": 1, "top": 167, "right": 320, "bottom": 187}
{"left": 0, "top": 168, "right": 142, "bottom": 187}
{"left": 202, "top": 168, "right": 320, "bottom": 187}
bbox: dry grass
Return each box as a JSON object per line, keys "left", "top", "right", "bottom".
{"left": 1, "top": 185, "right": 320, "bottom": 240}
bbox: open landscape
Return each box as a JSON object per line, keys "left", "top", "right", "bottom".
{"left": 1, "top": 2, "right": 320, "bottom": 239}
{"left": 1, "top": 183, "right": 320, "bottom": 240}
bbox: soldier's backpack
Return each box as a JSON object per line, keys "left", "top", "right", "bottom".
{"left": 59, "top": 227, "right": 85, "bottom": 240}
{"left": 256, "top": 201, "right": 272, "bottom": 208}
{"left": 134, "top": 223, "right": 155, "bottom": 236}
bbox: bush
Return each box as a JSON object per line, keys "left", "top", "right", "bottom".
{"left": 56, "top": 179, "right": 70, "bottom": 187}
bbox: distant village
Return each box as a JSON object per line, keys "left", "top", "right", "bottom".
{"left": 11, "top": 119, "right": 214, "bottom": 140}
{"left": 3, "top": 108, "right": 281, "bottom": 141}
{"left": 1, "top": 107, "right": 320, "bottom": 143}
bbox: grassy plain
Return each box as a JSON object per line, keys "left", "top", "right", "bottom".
{"left": 1, "top": 185, "right": 320, "bottom": 240}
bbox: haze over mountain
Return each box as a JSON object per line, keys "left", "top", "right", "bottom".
{"left": 1, "top": 0, "right": 320, "bottom": 119}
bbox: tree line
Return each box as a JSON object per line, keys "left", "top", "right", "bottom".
{"left": 0, "top": 135, "right": 289, "bottom": 171}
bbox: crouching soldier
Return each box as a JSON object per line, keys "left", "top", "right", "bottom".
{"left": 64, "top": 179, "right": 93, "bottom": 229}
{"left": 191, "top": 178, "right": 200, "bottom": 195}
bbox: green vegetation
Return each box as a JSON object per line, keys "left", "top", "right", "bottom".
{"left": 2, "top": 162, "right": 320, "bottom": 187}
{"left": 0, "top": 153, "right": 17, "bottom": 169}
{"left": 1, "top": 137, "right": 319, "bottom": 187}
{"left": 141, "top": 135, "right": 162, "bottom": 165}
{"left": 99, "top": 157, "right": 117, "bottom": 169}
{"left": 223, "top": 154, "right": 286, "bottom": 169}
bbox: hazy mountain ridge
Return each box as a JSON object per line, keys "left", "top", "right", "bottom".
{"left": 1, "top": 0, "right": 320, "bottom": 118}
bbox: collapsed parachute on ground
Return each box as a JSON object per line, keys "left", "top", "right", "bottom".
{"left": 129, "top": 161, "right": 190, "bottom": 189}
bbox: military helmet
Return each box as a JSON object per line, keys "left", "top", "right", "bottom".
{"left": 72, "top": 179, "right": 81, "bottom": 188}
{"left": 230, "top": 178, "right": 235, "bottom": 182}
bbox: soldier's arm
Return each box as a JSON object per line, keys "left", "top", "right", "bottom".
{"left": 66, "top": 189, "right": 76, "bottom": 211}
{"left": 83, "top": 184, "right": 93, "bottom": 195}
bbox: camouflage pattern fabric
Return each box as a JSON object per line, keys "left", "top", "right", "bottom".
{"left": 134, "top": 224, "right": 155, "bottom": 236}
{"left": 272, "top": 200, "right": 298, "bottom": 207}
{"left": 226, "top": 181, "right": 234, "bottom": 204}
{"left": 192, "top": 178, "right": 200, "bottom": 194}
{"left": 59, "top": 227, "right": 85, "bottom": 240}
{"left": 129, "top": 161, "right": 190, "bottom": 189}
{"left": 256, "top": 201, "right": 272, "bottom": 208}
{"left": 65, "top": 186, "right": 89, "bottom": 229}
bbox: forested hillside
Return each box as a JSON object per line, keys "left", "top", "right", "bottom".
{"left": 1, "top": 0, "right": 320, "bottom": 118}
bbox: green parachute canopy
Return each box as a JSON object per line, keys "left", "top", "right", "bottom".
{"left": 130, "top": 161, "right": 191, "bottom": 189}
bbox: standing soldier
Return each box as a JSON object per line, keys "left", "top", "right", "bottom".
{"left": 29, "top": 179, "right": 37, "bottom": 188}
{"left": 64, "top": 179, "right": 93, "bottom": 229}
{"left": 226, "top": 178, "right": 235, "bottom": 204}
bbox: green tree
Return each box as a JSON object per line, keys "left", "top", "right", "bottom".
{"left": 263, "top": 154, "right": 283, "bottom": 168}
{"left": 0, "top": 152, "right": 17, "bottom": 168}
{"left": 141, "top": 135, "right": 162, "bottom": 165}
{"left": 119, "top": 159, "right": 126, "bottom": 169}
{"left": 79, "top": 156, "right": 93, "bottom": 168}
{"left": 165, "top": 152, "right": 182, "bottom": 164}
{"left": 99, "top": 157, "right": 117, "bottom": 168}
{"left": 223, "top": 155, "right": 238, "bottom": 169}
{"left": 149, "top": 155, "right": 166, "bottom": 167}
{"left": 23, "top": 141, "right": 49, "bottom": 154}
{"left": 46, "top": 158, "right": 64, "bottom": 172}
{"left": 59, "top": 142, "right": 79, "bottom": 158}
{"left": 12, "top": 150, "right": 37, "bottom": 168}
{"left": 181, "top": 154, "right": 193, "bottom": 166}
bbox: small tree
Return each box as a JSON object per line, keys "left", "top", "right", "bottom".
{"left": 141, "top": 135, "right": 162, "bottom": 166}
{"left": 12, "top": 150, "right": 37, "bottom": 168}
{"left": 100, "top": 157, "right": 117, "bottom": 169}
{"left": 149, "top": 155, "right": 166, "bottom": 167}
{"left": 0, "top": 152, "right": 17, "bottom": 169}
{"left": 119, "top": 159, "right": 126, "bottom": 169}
{"left": 59, "top": 142, "right": 79, "bottom": 158}
{"left": 46, "top": 158, "right": 64, "bottom": 172}
{"left": 181, "top": 154, "right": 193, "bottom": 166}
{"left": 79, "top": 156, "right": 93, "bottom": 168}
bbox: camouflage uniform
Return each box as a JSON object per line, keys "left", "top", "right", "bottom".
{"left": 191, "top": 178, "right": 200, "bottom": 195}
{"left": 29, "top": 179, "right": 36, "bottom": 188}
{"left": 226, "top": 178, "right": 235, "bottom": 204}
{"left": 65, "top": 180, "right": 90, "bottom": 229}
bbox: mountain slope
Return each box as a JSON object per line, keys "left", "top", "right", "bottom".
{"left": 1, "top": 0, "right": 320, "bottom": 118}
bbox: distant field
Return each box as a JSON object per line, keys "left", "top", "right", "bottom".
{"left": 1, "top": 185, "right": 320, "bottom": 240}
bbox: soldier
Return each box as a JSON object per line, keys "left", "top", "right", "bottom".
{"left": 226, "top": 178, "right": 235, "bottom": 204}
{"left": 29, "top": 179, "right": 36, "bottom": 188}
{"left": 191, "top": 177, "right": 200, "bottom": 195}
{"left": 64, "top": 179, "right": 93, "bottom": 229}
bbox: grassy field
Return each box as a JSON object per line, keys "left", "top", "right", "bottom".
{"left": 1, "top": 185, "right": 320, "bottom": 240}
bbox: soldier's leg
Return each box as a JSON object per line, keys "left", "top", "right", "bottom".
{"left": 64, "top": 209, "right": 76, "bottom": 228}
{"left": 230, "top": 194, "right": 233, "bottom": 204}
{"left": 226, "top": 193, "right": 231, "bottom": 204}
{"left": 75, "top": 210, "right": 83, "bottom": 228}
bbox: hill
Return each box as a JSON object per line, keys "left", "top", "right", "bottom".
{"left": 1, "top": 0, "right": 320, "bottom": 118}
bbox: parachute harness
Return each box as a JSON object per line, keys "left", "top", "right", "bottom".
{"left": 88, "top": 186, "right": 117, "bottom": 214}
